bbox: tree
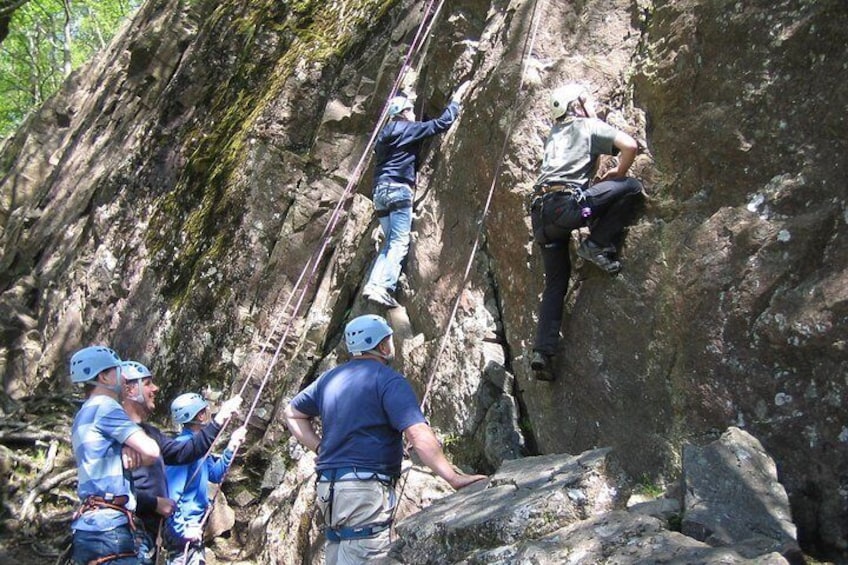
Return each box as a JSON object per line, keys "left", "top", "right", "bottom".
{"left": 0, "top": 0, "right": 140, "bottom": 138}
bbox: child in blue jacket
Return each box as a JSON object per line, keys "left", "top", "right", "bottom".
{"left": 164, "top": 392, "right": 247, "bottom": 565}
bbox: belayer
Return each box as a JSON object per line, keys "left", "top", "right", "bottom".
{"left": 529, "top": 83, "right": 643, "bottom": 380}
{"left": 284, "top": 314, "right": 487, "bottom": 564}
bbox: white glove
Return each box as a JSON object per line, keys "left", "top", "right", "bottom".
{"left": 183, "top": 524, "right": 203, "bottom": 542}
{"left": 451, "top": 81, "right": 471, "bottom": 104}
{"left": 214, "top": 394, "right": 243, "bottom": 425}
{"left": 227, "top": 425, "right": 248, "bottom": 452}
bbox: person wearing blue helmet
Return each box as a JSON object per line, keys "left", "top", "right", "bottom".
{"left": 284, "top": 314, "right": 487, "bottom": 564}
{"left": 69, "top": 345, "right": 161, "bottom": 565}
{"left": 120, "top": 360, "right": 243, "bottom": 564}
{"left": 362, "top": 81, "right": 472, "bottom": 308}
{"left": 163, "top": 392, "right": 247, "bottom": 565}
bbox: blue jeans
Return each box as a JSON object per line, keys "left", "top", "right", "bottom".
{"left": 366, "top": 183, "right": 413, "bottom": 292}
{"left": 72, "top": 525, "right": 137, "bottom": 565}
{"left": 136, "top": 524, "right": 157, "bottom": 564}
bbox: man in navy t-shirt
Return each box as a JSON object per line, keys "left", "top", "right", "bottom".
{"left": 285, "top": 314, "right": 486, "bottom": 564}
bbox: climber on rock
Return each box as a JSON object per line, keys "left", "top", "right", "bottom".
{"left": 284, "top": 314, "right": 487, "bottom": 564}
{"left": 362, "top": 81, "right": 472, "bottom": 308}
{"left": 529, "top": 83, "right": 643, "bottom": 380}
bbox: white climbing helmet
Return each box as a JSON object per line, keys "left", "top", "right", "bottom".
{"left": 121, "top": 360, "right": 152, "bottom": 382}
{"left": 70, "top": 346, "right": 122, "bottom": 384}
{"left": 171, "top": 392, "right": 208, "bottom": 425}
{"left": 550, "top": 83, "right": 588, "bottom": 119}
{"left": 387, "top": 95, "right": 414, "bottom": 118}
{"left": 121, "top": 360, "right": 152, "bottom": 404}
{"left": 344, "top": 314, "right": 393, "bottom": 355}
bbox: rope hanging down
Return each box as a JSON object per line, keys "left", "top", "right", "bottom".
{"left": 170, "top": 2, "right": 451, "bottom": 558}
{"left": 419, "top": 0, "right": 545, "bottom": 414}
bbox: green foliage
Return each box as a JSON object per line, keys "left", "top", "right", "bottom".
{"left": 0, "top": 0, "right": 140, "bottom": 138}
{"left": 635, "top": 473, "right": 664, "bottom": 498}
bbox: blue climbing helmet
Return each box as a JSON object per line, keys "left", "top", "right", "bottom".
{"left": 121, "top": 360, "right": 152, "bottom": 404}
{"left": 70, "top": 346, "right": 122, "bottom": 385}
{"left": 171, "top": 392, "right": 208, "bottom": 425}
{"left": 344, "top": 314, "right": 393, "bottom": 355}
{"left": 387, "top": 95, "right": 413, "bottom": 118}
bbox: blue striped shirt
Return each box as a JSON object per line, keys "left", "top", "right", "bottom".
{"left": 71, "top": 394, "right": 141, "bottom": 531}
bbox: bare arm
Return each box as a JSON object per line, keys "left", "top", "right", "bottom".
{"left": 404, "top": 423, "right": 487, "bottom": 490}
{"left": 600, "top": 130, "right": 638, "bottom": 180}
{"left": 123, "top": 429, "right": 161, "bottom": 466}
{"left": 284, "top": 404, "right": 321, "bottom": 453}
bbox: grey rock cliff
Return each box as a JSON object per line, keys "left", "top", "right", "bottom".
{"left": 1, "top": 0, "right": 846, "bottom": 561}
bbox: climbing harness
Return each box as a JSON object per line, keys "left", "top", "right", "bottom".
{"left": 72, "top": 495, "right": 136, "bottom": 530}
{"left": 531, "top": 181, "right": 593, "bottom": 220}
{"left": 66, "top": 496, "right": 138, "bottom": 565}
{"left": 317, "top": 467, "right": 398, "bottom": 542}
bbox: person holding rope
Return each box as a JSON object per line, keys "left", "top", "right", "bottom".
{"left": 119, "top": 361, "right": 242, "bottom": 564}
{"left": 284, "top": 314, "right": 487, "bottom": 564}
{"left": 163, "top": 392, "right": 247, "bottom": 565}
{"left": 529, "top": 83, "right": 643, "bottom": 379}
{"left": 69, "top": 345, "right": 162, "bottom": 565}
{"left": 362, "top": 81, "right": 471, "bottom": 308}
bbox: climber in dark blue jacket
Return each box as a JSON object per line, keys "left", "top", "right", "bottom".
{"left": 362, "top": 81, "right": 471, "bottom": 308}
{"left": 120, "top": 361, "right": 242, "bottom": 564}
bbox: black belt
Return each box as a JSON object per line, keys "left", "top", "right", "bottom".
{"left": 535, "top": 182, "right": 584, "bottom": 195}
{"left": 375, "top": 199, "right": 412, "bottom": 217}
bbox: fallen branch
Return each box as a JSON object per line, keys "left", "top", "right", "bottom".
{"left": 0, "top": 430, "right": 69, "bottom": 445}
{"left": 0, "top": 443, "right": 38, "bottom": 468}
{"left": 19, "top": 468, "right": 76, "bottom": 523}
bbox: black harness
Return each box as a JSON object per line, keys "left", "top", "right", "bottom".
{"left": 317, "top": 467, "right": 397, "bottom": 542}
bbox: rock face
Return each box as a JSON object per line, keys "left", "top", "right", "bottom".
{"left": 379, "top": 434, "right": 797, "bottom": 564}
{"left": 682, "top": 427, "right": 802, "bottom": 563}
{"left": 1, "top": 0, "right": 846, "bottom": 561}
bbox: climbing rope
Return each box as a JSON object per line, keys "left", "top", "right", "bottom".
{"left": 168, "top": 3, "right": 451, "bottom": 559}
{"left": 419, "top": 0, "right": 545, "bottom": 414}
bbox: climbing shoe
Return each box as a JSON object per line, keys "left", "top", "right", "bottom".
{"left": 577, "top": 240, "right": 621, "bottom": 275}
{"left": 531, "top": 351, "right": 555, "bottom": 381}
{"left": 364, "top": 286, "right": 400, "bottom": 308}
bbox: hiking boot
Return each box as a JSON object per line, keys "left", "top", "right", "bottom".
{"left": 577, "top": 240, "right": 621, "bottom": 275}
{"left": 530, "top": 351, "right": 549, "bottom": 371}
{"left": 365, "top": 286, "right": 400, "bottom": 308}
{"left": 531, "top": 351, "right": 555, "bottom": 381}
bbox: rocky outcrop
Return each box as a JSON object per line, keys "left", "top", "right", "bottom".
{"left": 374, "top": 429, "right": 797, "bottom": 564}
{"left": 1, "top": 0, "right": 846, "bottom": 561}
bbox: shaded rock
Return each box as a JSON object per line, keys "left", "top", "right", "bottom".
{"left": 388, "top": 449, "right": 619, "bottom": 564}
{"left": 683, "top": 427, "right": 802, "bottom": 563}
{"left": 463, "top": 512, "right": 788, "bottom": 565}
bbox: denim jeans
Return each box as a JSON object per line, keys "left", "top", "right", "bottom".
{"left": 136, "top": 523, "right": 157, "bottom": 564}
{"left": 366, "top": 183, "right": 413, "bottom": 293}
{"left": 72, "top": 525, "right": 137, "bottom": 565}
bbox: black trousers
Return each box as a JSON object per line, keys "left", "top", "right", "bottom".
{"left": 530, "top": 177, "right": 643, "bottom": 355}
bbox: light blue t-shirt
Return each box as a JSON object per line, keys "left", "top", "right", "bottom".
{"left": 290, "top": 358, "right": 427, "bottom": 476}
{"left": 71, "top": 394, "right": 141, "bottom": 531}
